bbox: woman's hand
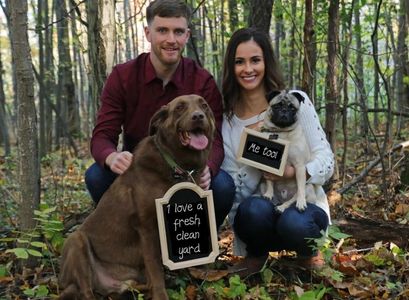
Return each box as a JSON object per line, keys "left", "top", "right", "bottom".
{"left": 198, "top": 166, "right": 211, "bottom": 190}
{"left": 263, "top": 164, "right": 295, "bottom": 181}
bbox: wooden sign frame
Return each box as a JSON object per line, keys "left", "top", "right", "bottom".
{"left": 155, "top": 182, "right": 219, "bottom": 270}
{"left": 237, "top": 127, "right": 289, "bottom": 176}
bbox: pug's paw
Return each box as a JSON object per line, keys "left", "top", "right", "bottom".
{"left": 295, "top": 198, "right": 307, "bottom": 211}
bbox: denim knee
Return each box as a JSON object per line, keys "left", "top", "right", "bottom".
{"left": 85, "top": 163, "right": 118, "bottom": 204}
{"left": 211, "top": 169, "right": 235, "bottom": 229}
{"left": 277, "top": 204, "right": 329, "bottom": 256}
{"left": 234, "top": 197, "right": 276, "bottom": 256}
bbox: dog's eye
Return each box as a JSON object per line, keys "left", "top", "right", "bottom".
{"left": 201, "top": 103, "right": 209, "bottom": 110}
{"left": 175, "top": 102, "right": 186, "bottom": 111}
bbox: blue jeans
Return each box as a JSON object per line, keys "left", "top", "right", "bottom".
{"left": 84, "top": 163, "right": 235, "bottom": 229}
{"left": 234, "top": 196, "right": 329, "bottom": 257}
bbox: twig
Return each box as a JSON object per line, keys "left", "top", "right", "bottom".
{"left": 338, "top": 141, "right": 409, "bottom": 194}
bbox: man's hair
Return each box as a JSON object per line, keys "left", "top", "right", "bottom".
{"left": 146, "top": 0, "right": 192, "bottom": 25}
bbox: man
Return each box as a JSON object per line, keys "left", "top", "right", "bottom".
{"left": 85, "top": 0, "right": 234, "bottom": 227}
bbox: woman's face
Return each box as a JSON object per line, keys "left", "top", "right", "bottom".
{"left": 234, "top": 40, "right": 265, "bottom": 92}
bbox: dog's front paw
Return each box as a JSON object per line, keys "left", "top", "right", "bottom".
{"left": 276, "top": 203, "right": 289, "bottom": 213}
{"left": 262, "top": 193, "right": 274, "bottom": 201}
{"left": 295, "top": 198, "right": 307, "bottom": 211}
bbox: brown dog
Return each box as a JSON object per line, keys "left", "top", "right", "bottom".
{"left": 59, "top": 94, "right": 216, "bottom": 300}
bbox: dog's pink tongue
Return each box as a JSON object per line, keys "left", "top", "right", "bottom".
{"left": 189, "top": 133, "right": 208, "bottom": 150}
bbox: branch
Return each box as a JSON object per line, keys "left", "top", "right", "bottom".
{"left": 338, "top": 141, "right": 409, "bottom": 194}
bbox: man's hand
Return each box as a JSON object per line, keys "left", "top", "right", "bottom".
{"left": 105, "top": 151, "right": 133, "bottom": 174}
{"left": 198, "top": 166, "right": 211, "bottom": 190}
{"left": 263, "top": 164, "right": 295, "bottom": 181}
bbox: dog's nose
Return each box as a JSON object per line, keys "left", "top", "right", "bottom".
{"left": 192, "top": 111, "right": 205, "bottom": 121}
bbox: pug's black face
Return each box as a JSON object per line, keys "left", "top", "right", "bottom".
{"left": 264, "top": 90, "right": 305, "bottom": 129}
{"left": 269, "top": 100, "right": 298, "bottom": 128}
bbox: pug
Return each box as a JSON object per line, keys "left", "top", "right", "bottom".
{"left": 259, "top": 90, "right": 317, "bottom": 212}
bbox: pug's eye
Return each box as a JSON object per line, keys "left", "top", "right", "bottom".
{"left": 288, "top": 104, "right": 296, "bottom": 111}
{"left": 272, "top": 102, "right": 284, "bottom": 109}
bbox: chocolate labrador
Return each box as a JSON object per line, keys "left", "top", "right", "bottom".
{"left": 59, "top": 94, "right": 216, "bottom": 300}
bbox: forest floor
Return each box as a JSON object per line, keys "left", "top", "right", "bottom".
{"left": 0, "top": 142, "right": 409, "bottom": 299}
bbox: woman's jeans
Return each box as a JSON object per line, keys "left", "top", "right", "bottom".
{"left": 84, "top": 163, "right": 235, "bottom": 229}
{"left": 234, "top": 196, "right": 329, "bottom": 257}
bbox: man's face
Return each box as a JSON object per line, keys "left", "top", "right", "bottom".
{"left": 145, "top": 16, "right": 190, "bottom": 67}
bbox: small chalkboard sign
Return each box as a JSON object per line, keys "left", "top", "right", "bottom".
{"left": 155, "top": 182, "right": 219, "bottom": 270}
{"left": 237, "top": 127, "right": 289, "bottom": 176}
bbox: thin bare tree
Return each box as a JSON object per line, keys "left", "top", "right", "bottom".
{"left": 7, "top": 0, "right": 40, "bottom": 251}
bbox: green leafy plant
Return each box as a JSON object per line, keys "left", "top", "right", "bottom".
{"left": 289, "top": 283, "right": 330, "bottom": 300}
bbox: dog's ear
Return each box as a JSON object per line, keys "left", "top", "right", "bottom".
{"left": 290, "top": 91, "right": 305, "bottom": 103}
{"left": 149, "top": 105, "right": 169, "bottom": 136}
{"left": 267, "top": 90, "right": 282, "bottom": 100}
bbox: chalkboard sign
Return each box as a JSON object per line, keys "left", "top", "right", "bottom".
{"left": 155, "top": 182, "right": 219, "bottom": 270}
{"left": 237, "top": 127, "right": 289, "bottom": 176}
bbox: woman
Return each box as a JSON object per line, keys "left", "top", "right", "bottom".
{"left": 221, "top": 27, "right": 334, "bottom": 274}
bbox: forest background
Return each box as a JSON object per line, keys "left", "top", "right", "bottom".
{"left": 0, "top": 0, "right": 409, "bottom": 299}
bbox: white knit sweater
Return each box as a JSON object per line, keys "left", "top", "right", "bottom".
{"left": 221, "top": 90, "right": 335, "bottom": 256}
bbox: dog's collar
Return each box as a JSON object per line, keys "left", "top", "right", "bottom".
{"left": 154, "top": 137, "right": 197, "bottom": 184}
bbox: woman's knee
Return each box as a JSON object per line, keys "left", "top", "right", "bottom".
{"left": 277, "top": 204, "right": 329, "bottom": 242}
{"left": 234, "top": 197, "right": 275, "bottom": 231}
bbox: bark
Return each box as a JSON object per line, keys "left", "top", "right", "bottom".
{"left": 55, "top": 0, "right": 78, "bottom": 142}
{"left": 248, "top": 0, "right": 274, "bottom": 34}
{"left": 44, "top": 0, "right": 54, "bottom": 153}
{"left": 396, "top": 0, "right": 409, "bottom": 133}
{"left": 288, "top": 0, "right": 296, "bottom": 88}
{"left": 334, "top": 217, "right": 409, "bottom": 249}
{"left": 7, "top": 0, "right": 40, "bottom": 236}
{"left": 228, "top": 0, "right": 239, "bottom": 32}
{"left": 340, "top": 0, "right": 355, "bottom": 184}
{"left": 37, "top": 0, "right": 46, "bottom": 157}
{"left": 86, "top": 0, "right": 113, "bottom": 120}
{"left": 354, "top": 6, "right": 370, "bottom": 148}
{"left": 124, "top": 0, "right": 132, "bottom": 61}
{"left": 0, "top": 47, "right": 10, "bottom": 156}
{"left": 301, "top": 0, "right": 314, "bottom": 96}
{"left": 274, "top": 1, "right": 283, "bottom": 59}
{"left": 324, "top": 0, "right": 340, "bottom": 179}
{"left": 101, "top": 0, "right": 116, "bottom": 74}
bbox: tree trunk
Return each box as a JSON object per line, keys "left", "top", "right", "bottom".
{"left": 324, "top": 0, "right": 340, "bottom": 179}
{"left": 0, "top": 48, "right": 10, "bottom": 156}
{"left": 124, "top": 0, "right": 132, "bottom": 61}
{"left": 373, "top": 3, "right": 380, "bottom": 132}
{"left": 37, "top": 0, "right": 46, "bottom": 157}
{"left": 44, "top": 0, "right": 54, "bottom": 153}
{"left": 228, "top": 0, "right": 239, "bottom": 32}
{"left": 288, "top": 0, "right": 297, "bottom": 88}
{"left": 340, "top": 0, "right": 355, "bottom": 184}
{"left": 301, "top": 0, "right": 314, "bottom": 96}
{"left": 86, "top": 0, "right": 112, "bottom": 121}
{"left": 354, "top": 6, "right": 370, "bottom": 148}
{"left": 7, "top": 0, "right": 40, "bottom": 240}
{"left": 396, "top": 0, "right": 408, "bottom": 135}
{"left": 55, "top": 0, "right": 77, "bottom": 143}
{"left": 101, "top": 0, "right": 116, "bottom": 74}
{"left": 274, "top": 0, "right": 283, "bottom": 60}
{"left": 248, "top": 0, "right": 274, "bottom": 34}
